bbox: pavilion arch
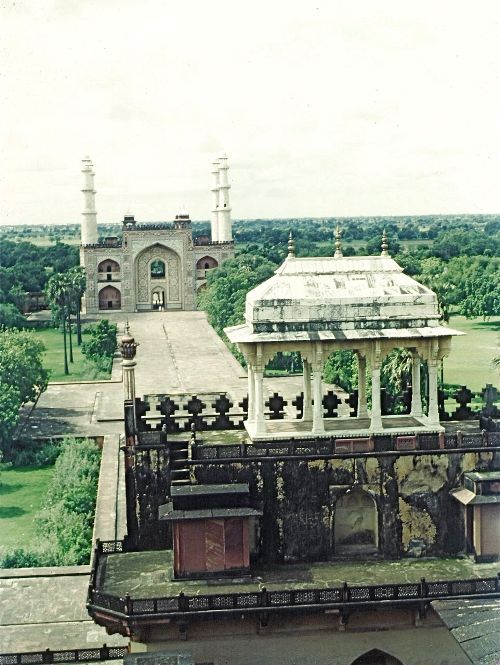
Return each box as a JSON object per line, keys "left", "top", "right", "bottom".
{"left": 351, "top": 649, "right": 404, "bottom": 665}
{"left": 334, "top": 487, "right": 378, "bottom": 554}
{"left": 196, "top": 255, "right": 218, "bottom": 271}
{"left": 98, "top": 285, "right": 121, "bottom": 310}
{"left": 135, "top": 243, "right": 182, "bottom": 310}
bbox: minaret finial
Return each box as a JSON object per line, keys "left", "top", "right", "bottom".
{"left": 334, "top": 224, "right": 343, "bottom": 258}
{"left": 381, "top": 229, "right": 389, "bottom": 256}
{"left": 288, "top": 231, "right": 295, "bottom": 257}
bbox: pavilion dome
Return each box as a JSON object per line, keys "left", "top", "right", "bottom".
{"left": 226, "top": 253, "right": 453, "bottom": 344}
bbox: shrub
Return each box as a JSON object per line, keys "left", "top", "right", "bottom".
{"left": 34, "top": 438, "right": 100, "bottom": 565}
{"left": 81, "top": 320, "right": 117, "bottom": 359}
{"left": 0, "top": 547, "right": 57, "bottom": 568}
{"left": 1, "top": 437, "right": 101, "bottom": 567}
{"left": 3, "top": 438, "right": 62, "bottom": 467}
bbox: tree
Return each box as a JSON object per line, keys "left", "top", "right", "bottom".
{"left": 0, "top": 329, "right": 48, "bottom": 452}
{"left": 46, "top": 273, "right": 72, "bottom": 374}
{"left": 459, "top": 263, "right": 500, "bottom": 319}
{"left": 67, "top": 267, "right": 87, "bottom": 345}
{"left": 81, "top": 320, "right": 117, "bottom": 373}
{"left": 381, "top": 349, "right": 412, "bottom": 396}
{"left": 199, "top": 251, "right": 277, "bottom": 337}
{"left": 0, "top": 303, "right": 25, "bottom": 328}
{"left": 0, "top": 329, "right": 48, "bottom": 405}
{"left": 323, "top": 351, "right": 358, "bottom": 392}
{"left": 0, "top": 383, "right": 22, "bottom": 453}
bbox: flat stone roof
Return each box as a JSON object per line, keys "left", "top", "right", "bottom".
{"left": 101, "top": 551, "right": 500, "bottom": 598}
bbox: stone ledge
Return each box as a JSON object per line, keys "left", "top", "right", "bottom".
{"left": 0, "top": 565, "right": 91, "bottom": 579}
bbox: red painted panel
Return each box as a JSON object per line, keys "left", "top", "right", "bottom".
{"left": 179, "top": 521, "right": 206, "bottom": 574}
{"left": 224, "top": 518, "right": 244, "bottom": 569}
{"left": 205, "top": 519, "right": 225, "bottom": 572}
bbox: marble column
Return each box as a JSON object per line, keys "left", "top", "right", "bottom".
{"left": 427, "top": 360, "right": 440, "bottom": 426}
{"left": 312, "top": 362, "right": 324, "bottom": 434}
{"left": 254, "top": 366, "right": 265, "bottom": 435}
{"left": 357, "top": 354, "right": 368, "bottom": 418}
{"left": 247, "top": 364, "right": 256, "bottom": 422}
{"left": 303, "top": 359, "right": 313, "bottom": 421}
{"left": 370, "top": 363, "right": 383, "bottom": 430}
{"left": 410, "top": 352, "right": 423, "bottom": 417}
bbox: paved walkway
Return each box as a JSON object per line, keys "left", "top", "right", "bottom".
{"left": 3, "top": 310, "right": 331, "bottom": 656}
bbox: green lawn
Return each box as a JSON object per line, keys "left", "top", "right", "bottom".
{"left": 0, "top": 465, "right": 54, "bottom": 552}
{"left": 33, "top": 328, "right": 110, "bottom": 382}
{"left": 444, "top": 315, "right": 500, "bottom": 391}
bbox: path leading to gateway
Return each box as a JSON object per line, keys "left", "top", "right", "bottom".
{"left": 4, "top": 311, "right": 312, "bottom": 655}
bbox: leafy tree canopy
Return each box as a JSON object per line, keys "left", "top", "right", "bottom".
{"left": 0, "top": 329, "right": 48, "bottom": 405}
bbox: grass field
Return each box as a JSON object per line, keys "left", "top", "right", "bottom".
{"left": 0, "top": 465, "right": 54, "bottom": 552}
{"left": 33, "top": 328, "right": 110, "bottom": 382}
{"left": 443, "top": 315, "right": 500, "bottom": 391}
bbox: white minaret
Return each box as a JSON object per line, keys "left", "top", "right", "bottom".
{"left": 210, "top": 158, "right": 220, "bottom": 242}
{"left": 217, "top": 153, "right": 232, "bottom": 242}
{"left": 81, "top": 156, "right": 98, "bottom": 245}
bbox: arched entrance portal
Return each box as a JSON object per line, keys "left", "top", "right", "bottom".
{"left": 98, "top": 285, "right": 121, "bottom": 310}
{"left": 334, "top": 489, "right": 378, "bottom": 554}
{"left": 351, "top": 650, "right": 403, "bottom": 665}
{"left": 135, "top": 244, "right": 182, "bottom": 311}
{"left": 152, "top": 287, "right": 165, "bottom": 310}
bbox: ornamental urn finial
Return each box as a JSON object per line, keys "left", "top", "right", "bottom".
{"left": 287, "top": 231, "right": 296, "bottom": 257}
{"left": 120, "top": 321, "right": 138, "bottom": 360}
{"left": 334, "top": 224, "right": 343, "bottom": 258}
{"left": 381, "top": 229, "right": 389, "bottom": 256}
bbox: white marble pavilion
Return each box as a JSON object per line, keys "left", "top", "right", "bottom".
{"left": 225, "top": 233, "right": 463, "bottom": 441}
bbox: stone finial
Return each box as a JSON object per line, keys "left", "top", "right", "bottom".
{"left": 381, "top": 229, "right": 389, "bottom": 256}
{"left": 334, "top": 224, "right": 343, "bottom": 258}
{"left": 288, "top": 231, "right": 296, "bottom": 257}
{"left": 120, "top": 321, "right": 138, "bottom": 360}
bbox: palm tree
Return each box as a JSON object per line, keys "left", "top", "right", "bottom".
{"left": 45, "top": 273, "right": 71, "bottom": 375}
{"left": 381, "top": 348, "right": 412, "bottom": 396}
{"left": 67, "top": 267, "right": 86, "bottom": 346}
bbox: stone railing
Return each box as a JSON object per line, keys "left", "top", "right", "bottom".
{"left": 87, "top": 543, "right": 500, "bottom": 621}
{"left": 133, "top": 384, "right": 500, "bottom": 435}
{"left": 190, "top": 431, "right": 500, "bottom": 463}
{"left": 0, "top": 646, "right": 127, "bottom": 665}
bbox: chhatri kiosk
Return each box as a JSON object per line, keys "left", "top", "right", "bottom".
{"left": 226, "top": 232, "right": 462, "bottom": 441}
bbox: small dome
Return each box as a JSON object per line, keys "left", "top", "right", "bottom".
{"left": 121, "top": 323, "right": 134, "bottom": 345}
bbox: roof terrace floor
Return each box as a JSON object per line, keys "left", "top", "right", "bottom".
{"left": 246, "top": 415, "right": 440, "bottom": 441}
{"left": 101, "top": 551, "right": 499, "bottom": 598}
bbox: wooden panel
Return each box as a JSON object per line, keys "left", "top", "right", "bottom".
{"left": 205, "top": 519, "right": 225, "bottom": 572}
{"left": 481, "top": 505, "right": 500, "bottom": 556}
{"left": 224, "top": 518, "right": 244, "bottom": 569}
{"left": 179, "top": 521, "right": 206, "bottom": 574}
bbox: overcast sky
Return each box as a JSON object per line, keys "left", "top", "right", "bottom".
{"left": 2, "top": 0, "right": 500, "bottom": 226}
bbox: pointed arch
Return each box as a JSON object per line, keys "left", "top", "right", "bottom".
{"left": 97, "top": 259, "right": 120, "bottom": 273}
{"left": 98, "top": 285, "right": 121, "bottom": 310}
{"left": 351, "top": 649, "right": 404, "bottom": 665}
{"left": 196, "top": 255, "right": 218, "bottom": 270}
{"left": 135, "top": 243, "right": 182, "bottom": 309}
